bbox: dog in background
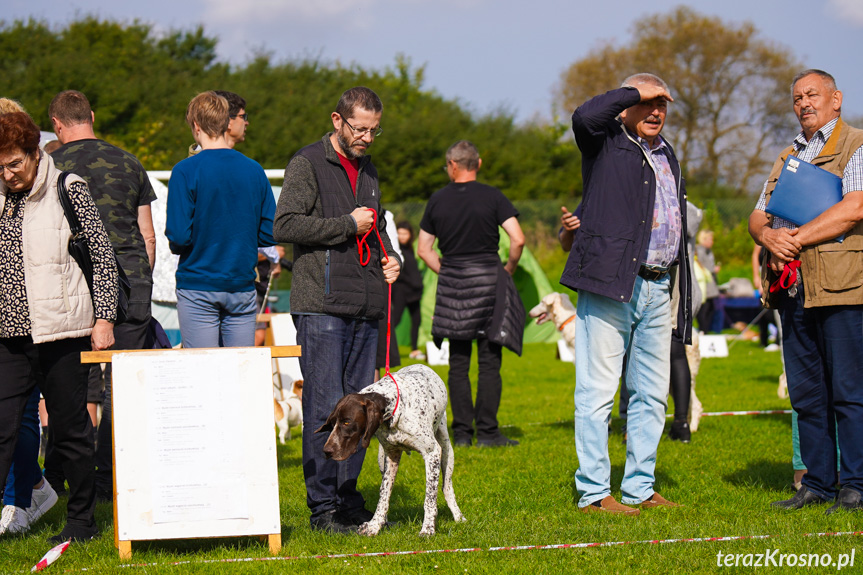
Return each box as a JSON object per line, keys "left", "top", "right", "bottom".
{"left": 685, "top": 333, "right": 703, "bottom": 432}
{"left": 529, "top": 292, "right": 576, "bottom": 350}
{"left": 275, "top": 379, "right": 303, "bottom": 443}
{"left": 317, "top": 364, "right": 465, "bottom": 536}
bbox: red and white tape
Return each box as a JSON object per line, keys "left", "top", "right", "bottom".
{"left": 93, "top": 530, "right": 862, "bottom": 571}
{"left": 698, "top": 409, "right": 792, "bottom": 417}
{"left": 518, "top": 409, "right": 794, "bottom": 428}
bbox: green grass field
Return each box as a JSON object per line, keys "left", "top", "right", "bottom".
{"left": 2, "top": 339, "right": 861, "bottom": 574}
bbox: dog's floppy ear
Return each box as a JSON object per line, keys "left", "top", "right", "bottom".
{"left": 361, "top": 398, "right": 384, "bottom": 449}
{"left": 315, "top": 408, "right": 338, "bottom": 434}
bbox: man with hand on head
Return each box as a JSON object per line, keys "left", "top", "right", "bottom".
{"left": 274, "top": 87, "right": 400, "bottom": 534}
{"left": 750, "top": 69, "right": 863, "bottom": 514}
{"left": 562, "top": 73, "right": 691, "bottom": 516}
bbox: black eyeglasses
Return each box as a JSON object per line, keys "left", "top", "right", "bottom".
{"left": 0, "top": 156, "right": 28, "bottom": 173}
{"left": 342, "top": 116, "right": 382, "bottom": 138}
{"left": 230, "top": 113, "right": 249, "bottom": 121}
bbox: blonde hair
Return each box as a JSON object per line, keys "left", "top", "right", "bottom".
{"left": 0, "top": 98, "right": 27, "bottom": 115}
{"left": 185, "top": 91, "right": 229, "bottom": 138}
{"left": 696, "top": 229, "right": 714, "bottom": 245}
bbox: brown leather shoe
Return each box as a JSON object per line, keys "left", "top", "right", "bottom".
{"left": 581, "top": 496, "right": 640, "bottom": 516}
{"left": 639, "top": 492, "right": 681, "bottom": 508}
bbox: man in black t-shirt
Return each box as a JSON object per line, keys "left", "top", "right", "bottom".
{"left": 418, "top": 140, "right": 525, "bottom": 447}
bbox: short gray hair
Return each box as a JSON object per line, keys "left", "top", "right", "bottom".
{"left": 790, "top": 69, "right": 837, "bottom": 97}
{"left": 621, "top": 73, "right": 669, "bottom": 92}
{"left": 446, "top": 140, "right": 480, "bottom": 171}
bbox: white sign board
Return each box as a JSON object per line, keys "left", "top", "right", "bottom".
{"left": 112, "top": 348, "right": 280, "bottom": 541}
{"left": 270, "top": 313, "right": 304, "bottom": 386}
{"left": 699, "top": 334, "right": 730, "bottom": 358}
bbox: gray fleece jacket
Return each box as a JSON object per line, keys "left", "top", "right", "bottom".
{"left": 274, "top": 134, "right": 399, "bottom": 319}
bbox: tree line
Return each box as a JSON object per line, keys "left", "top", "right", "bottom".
{"left": 4, "top": 8, "right": 835, "bottom": 204}
{"left": 0, "top": 17, "right": 581, "bottom": 202}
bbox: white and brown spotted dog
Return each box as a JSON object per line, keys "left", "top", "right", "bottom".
{"left": 275, "top": 379, "right": 303, "bottom": 443}
{"left": 317, "top": 364, "right": 465, "bottom": 536}
{"left": 529, "top": 292, "right": 576, "bottom": 349}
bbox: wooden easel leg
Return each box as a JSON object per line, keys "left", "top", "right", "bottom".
{"left": 112, "top": 368, "right": 120, "bottom": 550}
{"left": 268, "top": 533, "right": 281, "bottom": 555}
{"left": 118, "top": 540, "right": 132, "bottom": 559}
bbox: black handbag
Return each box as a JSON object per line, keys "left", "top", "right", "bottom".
{"left": 57, "top": 172, "right": 131, "bottom": 324}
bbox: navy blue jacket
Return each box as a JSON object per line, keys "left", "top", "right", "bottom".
{"left": 560, "top": 87, "right": 692, "bottom": 343}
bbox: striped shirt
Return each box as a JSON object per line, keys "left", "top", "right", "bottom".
{"left": 755, "top": 118, "right": 863, "bottom": 230}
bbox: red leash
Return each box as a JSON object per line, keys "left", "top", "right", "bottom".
{"left": 357, "top": 208, "right": 400, "bottom": 417}
{"left": 769, "top": 259, "right": 801, "bottom": 293}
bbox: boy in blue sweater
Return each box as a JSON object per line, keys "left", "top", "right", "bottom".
{"left": 167, "top": 91, "right": 276, "bottom": 347}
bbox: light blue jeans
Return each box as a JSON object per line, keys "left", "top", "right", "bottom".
{"left": 574, "top": 275, "right": 671, "bottom": 507}
{"left": 176, "top": 289, "right": 257, "bottom": 348}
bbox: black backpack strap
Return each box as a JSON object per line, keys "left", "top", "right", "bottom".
{"left": 56, "top": 171, "right": 84, "bottom": 237}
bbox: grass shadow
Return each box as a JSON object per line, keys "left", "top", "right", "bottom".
{"left": 132, "top": 534, "right": 286, "bottom": 556}
{"left": 722, "top": 458, "right": 789, "bottom": 491}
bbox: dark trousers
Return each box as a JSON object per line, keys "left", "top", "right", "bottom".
{"left": 392, "top": 292, "right": 422, "bottom": 350}
{"left": 448, "top": 338, "right": 503, "bottom": 441}
{"left": 294, "top": 314, "right": 377, "bottom": 521}
{"left": 696, "top": 298, "right": 716, "bottom": 333}
{"left": 94, "top": 280, "right": 152, "bottom": 492}
{"left": 780, "top": 290, "right": 863, "bottom": 498}
{"left": 0, "top": 336, "right": 95, "bottom": 527}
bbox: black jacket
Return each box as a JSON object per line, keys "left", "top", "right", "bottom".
{"left": 431, "top": 254, "right": 524, "bottom": 355}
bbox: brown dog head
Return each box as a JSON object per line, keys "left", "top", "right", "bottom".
{"left": 292, "top": 379, "right": 304, "bottom": 400}
{"left": 316, "top": 392, "right": 388, "bottom": 461}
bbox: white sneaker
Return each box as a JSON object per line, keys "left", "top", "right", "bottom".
{"left": 26, "top": 480, "right": 59, "bottom": 525}
{"left": 0, "top": 505, "right": 31, "bottom": 535}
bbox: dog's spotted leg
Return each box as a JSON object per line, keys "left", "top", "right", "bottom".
{"left": 436, "top": 417, "right": 465, "bottom": 523}
{"left": 419, "top": 440, "right": 443, "bottom": 536}
{"left": 359, "top": 447, "right": 401, "bottom": 536}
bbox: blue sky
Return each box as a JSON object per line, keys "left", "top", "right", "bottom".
{"left": 6, "top": 0, "right": 863, "bottom": 123}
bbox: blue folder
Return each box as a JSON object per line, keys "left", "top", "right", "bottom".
{"left": 766, "top": 156, "right": 843, "bottom": 227}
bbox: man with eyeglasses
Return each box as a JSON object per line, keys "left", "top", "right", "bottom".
{"left": 188, "top": 90, "right": 249, "bottom": 154}
{"left": 274, "top": 86, "right": 400, "bottom": 534}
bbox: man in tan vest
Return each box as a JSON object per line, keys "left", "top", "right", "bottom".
{"left": 749, "top": 69, "right": 863, "bottom": 514}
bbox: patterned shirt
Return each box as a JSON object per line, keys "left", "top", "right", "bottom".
{"left": 52, "top": 139, "right": 156, "bottom": 281}
{"left": 639, "top": 136, "right": 682, "bottom": 268}
{"left": 0, "top": 180, "right": 119, "bottom": 337}
{"left": 755, "top": 118, "right": 863, "bottom": 230}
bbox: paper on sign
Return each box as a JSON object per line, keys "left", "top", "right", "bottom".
{"left": 146, "top": 354, "right": 249, "bottom": 523}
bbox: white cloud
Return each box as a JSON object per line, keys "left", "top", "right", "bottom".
{"left": 202, "top": 0, "right": 376, "bottom": 26}
{"left": 828, "top": 0, "right": 863, "bottom": 26}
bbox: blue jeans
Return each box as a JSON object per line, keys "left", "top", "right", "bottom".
{"left": 176, "top": 289, "right": 256, "bottom": 348}
{"left": 574, "top": 275, "right": 671, "bottom": 507}
{"left": 4, "top": 386, "right": 42, "bottom": 507}
{"left": 293, "top": 314, "right": 377, "bottom": 520}
{"left": 780, "top": 289, "right": 863, "bottom": 498}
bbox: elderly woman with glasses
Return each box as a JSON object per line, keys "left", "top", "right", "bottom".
{"left": 0, "top": 111, "right": 118, "bottom": 543}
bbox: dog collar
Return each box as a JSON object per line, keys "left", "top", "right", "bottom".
{"left": 559, "top": 315, "right": 576, "bottom": 332}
